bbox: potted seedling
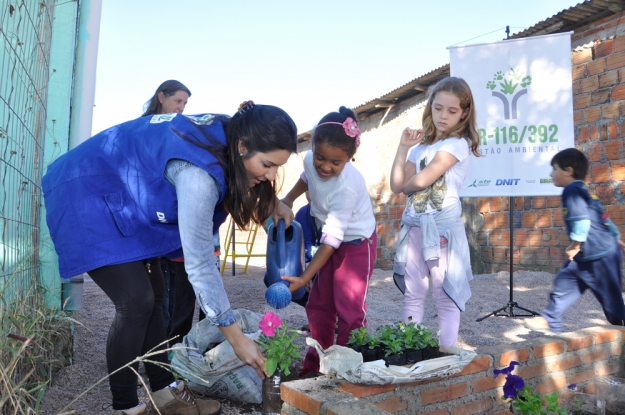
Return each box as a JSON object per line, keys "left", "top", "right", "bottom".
{"left": 347, "top": 327, "right": 369, "bottom": 354}
{"left": 402, "top": 321, "right": 423, "bottom": 364}
{"left": 421, "top": 326, "right": 439, "bottom": 360}
{"left": 362, "top": 334, "right": 381, "bottom": 362}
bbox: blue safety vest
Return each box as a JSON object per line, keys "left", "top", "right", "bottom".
{"left": 43, "top": 113, "right": 229, "bottom": 278}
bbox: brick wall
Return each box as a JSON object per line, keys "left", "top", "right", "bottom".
{"left": 280, "top": 326, "right": 625, "bottom": 415}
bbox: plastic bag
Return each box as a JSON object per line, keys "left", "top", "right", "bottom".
{"left": 170, "top": 309, "right": 263, "bottom": 403}
{"left": 307, "top": 338, "right": 477, "bottom": 385}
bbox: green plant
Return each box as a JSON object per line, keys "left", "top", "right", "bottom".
{"left": 421, "top": 326, "right": 439, "bottom": 348}
{"left": 402, "top": 321, "right": 426, "bottom": 350}
{"left": 494, "top": 361, "right": 577, "bottom": 415}
{"left": 347, "top": 327, "right": 369, "bottom": 348}
{"left": 1, "top": 274, "right": 77, "bottom": 415}
{"left": 366, "top": 334, "right": 380, "bottom": 350}
{"left": 256, "top": 312, "right": 301, "bottom": 376}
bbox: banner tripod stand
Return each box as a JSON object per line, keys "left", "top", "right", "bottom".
{"left": 476, "top": 196, "right": 540, "bottom": 322}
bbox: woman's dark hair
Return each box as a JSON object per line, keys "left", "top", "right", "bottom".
{"left": 313, "top": 106, "right": 359, "bottom": 158}
{"left": 551, "top": 148, "right": 588, "bottom": 180}
{"left": 225, "top": 104, "right": 297, "bottom": 228}
{"left": 143, "top": 80, "right": 191, "bottom": 116}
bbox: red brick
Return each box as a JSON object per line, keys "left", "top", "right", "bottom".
{"left": 608, "top": 121, "right": 618, "bottom": 139}
{"left": 489, "top": 197, "right": 505, "bottom": 212}
{"left": 454, "top": 356, "right": 491, "bottom": 377}
{"left": 499, "top": 348, "right": 530, "bottom": 366}
{"left": 483, "top": 213, "right": 495, "bottom": 229}
{"left": 532, "top": 197, "right": 547, "bottom": 209}
{"left": 612, "top": 84, "right": 625, "bottom": 101}
{"left": 520, "top": 247, "right": 537, "bottom": 265}
{"left": 602, "top": 103, "right": 620, "bottom": 118}
{"left": 592, "top": 88, "right": 611, "bottom": 105}
{"left": 587, "top": 58, "right": 606, "bottom": 75}
{"left": 535, "top": 374, "right": 567, "bottom": 395}
{"left": 574, "top": 93, "right": 591, "bottom": 110}
{"left": 612, "top": 161, "right": 625, "bottom": 181}
{"left": 517, "top": 363, "right": 548, "bottom": 380}
{"left": 421, "top": 384, "right": 466, "bottom": 405}
{"left": 573, "top": 48, "right": 593, "bottom": 65}
{"left": 572, "top": 64, "right": 587, "bottom": 80}
{"left": 614, "top": 35, "right": 625, "bottom": 52}
{"left": 515, "top": 229, "right": 528, "bottom": 246}
{"left": 574, "top": 110, "right": 583, "bottom": 124}
{"left": 493, "top": 247, "right": 506, "bottom": 262}
{"left": 569, "top": 369, "right": 596, "bottom": 386}
{"left": 605, "top": 140, "right": 623, "bottom": 159}
{"left": 536, "top": 210, "right": 552, "bottom": 228}
{"left": 541, "top": 229, "right": 557, "bottom": 246}
{"left": 374, "top": 396, "right": 407, "bottom": 413}
{"left": 549, "top": 247, "right": 566, "bottom": 266}
{"left": 595, "top": 184, "right": 615, "bottom": 205}
{"left": 534, "top": 341, "right": 564, "bottom": 359}
{"left": 587, "top": 142, "right": 603, "bottom": 162}
{"left": 581, "top": 76, "right": 599, "bottom": 93}
{"left": 595, "top": 39, "right": 613, "bottom": 58}
{"left": 547, "top": 196, "right": 560, "bottom": 208}
{"left": 580, "top": 348, "right": 609, "bottom": 365}
{"left": 599, "top": 70, "right": 619, "bottom": 87}
{"left": 606, "top": 205, "right": 625, "bottom": 225}
{"left": 338, "top": 382, "right": 396, "bottom": 398}
{"left": 450, "top": 399, "right": 492, "bottom": 415}
{"left": 494, "top": 213, "right": 508, "bottom": 229}
{"left": 578, "top": 125, "right": 591, "bottom": 141}
{"left": 522, "top": 212, "right": 537, "bottom": 228}
{"left": 528, "top": 230, "right": 542, "bottom": 246}
{"left": 281, "top": 384, "right": 324, "bottom": 415}
{"left": 596, "top": 362, "right": 620, "bottom": 376}
{"left": 481, "top": 247, "right": 493, "bottom": 262}
{"left": 591, "top": 163, "right": 611, "bottom": 182}
{"left": 549, "top": 355, "right": 581, "bottom": 372}
{"left": 567, "top": 335, "right": 594, "bottom": 351}
{"left": 477, "top": 197, "right": 489, "bottom": 213}
{"left": 607, "top": 51, "right": 625, "bottom": 70}
{"left": 471, "top": 376, "right": 498, "bottom": 393}
{"left": 591, "top": 125, "right": 600, "bottom": 141}
{"left": 594, "top": 329, "right": 621, "bottom": 344}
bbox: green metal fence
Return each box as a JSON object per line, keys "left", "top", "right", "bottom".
{"left": 0, "top": 0, "right": 54, "bottom": 307}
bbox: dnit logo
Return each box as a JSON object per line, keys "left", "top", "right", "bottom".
{"left": 496, "top": 179, "right": 520, "bottom": 186}
{"left": 540, "top": 178, "right": 553, "bottom": 184}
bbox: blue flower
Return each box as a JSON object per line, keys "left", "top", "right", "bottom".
{"left": 568, "top": 383, "right": 577, "bottom": 391}
{"left": 502, "top": 374, "right": 525, "bottom": 399}
{"left": 494, "top": 360, "right": 520, "bottom": 378}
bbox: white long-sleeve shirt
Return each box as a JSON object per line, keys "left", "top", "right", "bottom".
{"left": 302, "top": 151, "right": 375, "bottom": 247}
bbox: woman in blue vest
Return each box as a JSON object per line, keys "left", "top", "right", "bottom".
{"left": 43, "top": 101, "right": 297, "bottom": 415}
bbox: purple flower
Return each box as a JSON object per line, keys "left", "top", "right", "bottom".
{"left": 502, "top": 374, "right": 525, "bottom": 399}
{"left": 568, "top": 383, "right": 577, "bottom": 390}
{"left": 494, "top": 361, "right": 520, "bottom": 378}
{"left": 259, "top": 312, "right": 282, "bottom": 337}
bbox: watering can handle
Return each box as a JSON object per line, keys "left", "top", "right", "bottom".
{"left": 277, "top": 219, "right": 286, "bottom": 269}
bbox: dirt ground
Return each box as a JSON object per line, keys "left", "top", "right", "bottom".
{"left": 39, "top": 260, "right": 623, "bottom": 415}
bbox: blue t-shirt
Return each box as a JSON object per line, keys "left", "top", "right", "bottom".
{"left": 562, "top": 180, "right": 616, "bottom": 261}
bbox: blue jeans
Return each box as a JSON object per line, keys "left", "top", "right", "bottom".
{"left": 542, "top": 247, "right": 625, "bottom": 332}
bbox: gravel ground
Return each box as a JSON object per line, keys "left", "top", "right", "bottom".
{"left": 40, "top": 261, "right": 623, "bottom": 415}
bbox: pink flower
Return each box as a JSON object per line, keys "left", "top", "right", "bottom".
{"left": 342, "top": 117, "right": 360, "bottom": 138}
{"left": 259, "top": 312, "right": 282, "bottom": 337}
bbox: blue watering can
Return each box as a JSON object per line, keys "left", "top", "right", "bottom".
{"left": 264, "top": 219, "right": 306, "bottom": 309}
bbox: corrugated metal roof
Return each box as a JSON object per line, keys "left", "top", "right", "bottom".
{"left": 298, "top": 0, "right": 625, "bottom": 140}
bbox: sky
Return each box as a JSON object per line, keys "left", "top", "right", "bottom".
{"left": 91, "top": 0, "right": 581, "bottom": 135}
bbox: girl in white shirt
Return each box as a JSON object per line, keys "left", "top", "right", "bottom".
{"left": 282, "top": 107, "right": 376, "bottom": 375}
{"left": 390, "top": 77, "right": 480, "bottom": 347}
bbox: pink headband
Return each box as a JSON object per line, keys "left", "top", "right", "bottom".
{"left": 316, "top": 117, "right": 361, "bottom": 147}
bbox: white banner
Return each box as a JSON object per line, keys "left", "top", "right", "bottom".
{"left": 450, "top": 32, "right": 574, "bottom": 197}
